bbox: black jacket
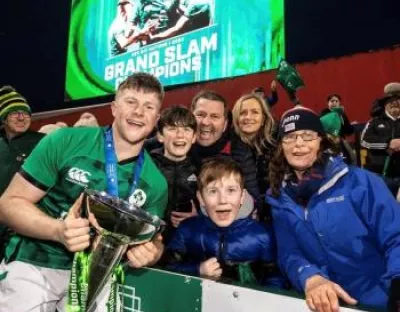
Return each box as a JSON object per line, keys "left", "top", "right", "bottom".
{"left": 361, "top": 114, "right": 400, "bottom": 177}
{"left": 231, "top": 132, "right": 274, "bottom": 210}
{"left": 320, "top": 108, "right": 354, "bottom": 137}
{"left": 189, "top": 128, "right": 232, "bottom": 174}
{"left": 151, "top": 149, "right": 198, "bottom": 216}
{"left": 0, "top": 129, "right": 44, "bottom": 195}
{"left": 0, "top": 129, "right": 44, "bottom": 260}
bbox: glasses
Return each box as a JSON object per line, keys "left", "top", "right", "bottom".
{"left": 8, "top": 111, "right": 31, "bottom": 119}
{"left": 282, "top": 132, "right": 319, "bottom": 143}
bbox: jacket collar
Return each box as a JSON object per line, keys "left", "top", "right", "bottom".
{"left": 268, "top": 155, "right": 349, "bottom": 212}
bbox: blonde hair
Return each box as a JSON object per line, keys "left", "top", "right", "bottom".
{"left": 232, "top": 93, "right": 275, "bottom": 154}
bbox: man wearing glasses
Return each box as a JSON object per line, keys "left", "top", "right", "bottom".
{"left": 0, "top": 86, "right": 44, "bottom": 260}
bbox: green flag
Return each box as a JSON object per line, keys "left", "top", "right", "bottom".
{"left": 276, "top": 60, "right": 305, "bottom": 104}
{"left": 320, "top": 106, "right": 344, "bottom": 137}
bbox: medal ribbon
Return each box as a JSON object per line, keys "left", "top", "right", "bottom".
{"left": 67, "top": 127, "right": 144, "bottom": 311}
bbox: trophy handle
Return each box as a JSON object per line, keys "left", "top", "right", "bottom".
{"left": 81, "top": 192, "right": 98, "bottom": 249}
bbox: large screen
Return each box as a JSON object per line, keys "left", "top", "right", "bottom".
{"left": 65, "top": 0, "right": 285, "bottom": 101}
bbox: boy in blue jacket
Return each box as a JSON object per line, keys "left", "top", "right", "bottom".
{"left": 164, "top": 158, "right": 283, "bottom": 287}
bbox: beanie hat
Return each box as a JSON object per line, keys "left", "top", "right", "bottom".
{"left": 278, "top": 106, "right": 324, "bottom": 139}
{"left": 320, "top": 106, "right": 344, "bottom": 137}
{"left": 0, "top": 86, "right": 31, "bottom": 120}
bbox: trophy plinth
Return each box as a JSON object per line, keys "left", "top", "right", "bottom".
{"left": 80, "top": 189, "right": 165, "bottom": 312}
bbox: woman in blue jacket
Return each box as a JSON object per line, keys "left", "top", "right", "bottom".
{"left": 267, "top": 106, "right": 400, "bottom": 312}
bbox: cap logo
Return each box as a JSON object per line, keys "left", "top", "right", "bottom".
{"left": 284, "top": 122, "right": 295, "bottom": 133}
{"left": 282, "top": 114, "right": 299, "bottom": 126}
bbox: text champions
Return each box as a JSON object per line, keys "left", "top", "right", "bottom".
{"left": 104, "top": 31, "right": 218, "bottom": 88}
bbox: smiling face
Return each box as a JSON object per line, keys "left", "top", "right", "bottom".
{"left": 192, "top": 98, "right": 227, "bottom": 147}
{"left": 4, "top": 111, "right": 31, "bottom": 138}
{"left": 112, "top": 87, "right": 161, "bottom": 147}
{"left": 282, "top": 130, "right": 321, "bottom": 177}
{"left": 158, "top": 125, "right": 196, "bottom": 161}
{"left": 237, "top": 98, "right": 264, "bottom": 136}
{"left": 197, "top": 173, "right": 244, "bottom": 227}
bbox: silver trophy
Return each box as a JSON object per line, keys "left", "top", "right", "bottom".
{"left": 81, "top": 189, "right": 165, "bottom": 312}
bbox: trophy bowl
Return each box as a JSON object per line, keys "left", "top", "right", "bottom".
{"left": 82, "top": 189, "right": 165, "bottom": 245}
{"left": 79, "top": 189, "right": 165, "bottom": 311}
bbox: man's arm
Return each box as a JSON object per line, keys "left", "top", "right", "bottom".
{"left": 151, "top": 15, "right": 189, "bottom": 40}
{"left": 0, "top": 173, "right": 90, "bottom": 252}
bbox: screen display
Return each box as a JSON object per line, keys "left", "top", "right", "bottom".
{"left": 65, "top": 0, "right": 285, "bottom": 101}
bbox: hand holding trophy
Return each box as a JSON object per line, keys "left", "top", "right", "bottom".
{"left": 66, "top": 189, "right": 165, "bottom": 312}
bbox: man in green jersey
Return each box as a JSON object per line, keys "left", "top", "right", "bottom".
{"left": 0, "top": 72, "right": 168, "bottom": 311}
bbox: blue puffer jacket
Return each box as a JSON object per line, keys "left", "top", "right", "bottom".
{"left": 266, "top": 156, "right": 400, "bottom": 308}
{"left": 165, "top": 207, "right": 279, "bottom": 286}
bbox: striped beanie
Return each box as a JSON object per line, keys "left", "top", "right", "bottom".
{"left": 0, "top": 86, "right": 31, "bottom": 120}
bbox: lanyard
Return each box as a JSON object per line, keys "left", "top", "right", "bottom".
{"left": 104, "top": 127, "right": 144, "bottom": 198}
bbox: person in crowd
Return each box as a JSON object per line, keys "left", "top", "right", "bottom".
{"left": 370, "top": 82, "right": 400, "bottom": 118}
{"left": 231, "top": 93, "right": 276, "bottom": 220}
{"left": 252, "top": 80, "right": 279, "bottom": 108}
{"left": 189, "top": 90, "right": 231, "bottom": 172}
{"left": 0, "top": 86, "right": 45, "bottom": 261}
{"left": 320, "top": 94, "right": 354, "bottom": 137}
{"left": 361, "top": 82, "right": 400, "bottom": 199}
{"left": 151, "top": 106, "right": 198, "bottom": 241}
{"left": 320, "top": 106, "right": 357, "bottom": 165}
{"left": 73, "top": 111, "right": 99, "bottom": 127}
{"left": 0, "top": 73, "right": 168, "bottom": 311}
{"left": 164, "top": 158, "right": 282, "bottom": 287}
{"left": 267, "top": 106, "right": 400, "bottom": 311}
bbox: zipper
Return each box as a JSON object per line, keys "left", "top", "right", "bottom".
{"left": 218, "top": 232, "right": 226, "bottom": 264}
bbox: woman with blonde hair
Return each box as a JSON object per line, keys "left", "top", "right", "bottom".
{"left": 231, "top": 93, "right": 276, "bottom": 220}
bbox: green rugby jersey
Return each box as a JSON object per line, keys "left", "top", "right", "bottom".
{"left": 5, "top": 127, "right": 168, "bottom": 270}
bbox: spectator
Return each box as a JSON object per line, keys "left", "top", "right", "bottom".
{"left": 73, "top": 112, "right": 99, "bottom": 127}
{"left": 189, "top": 90, "right": 231, "bottom": 172}
{"left": 361, "top": 82, "right": 400, "bottom": 198}
{"left": 370, "top": 82, "right": 400, "bottom": 118}
{"left": 320, "top": 94, "right": 354, "bottom": 137}
{"left": 320, "top": 106, "right": 357, "bottom": 165}
{"left": 267, "top": 107, "right": 400, "bottom": 311}
{"left": 151, "top": 106, "right": 198, "bottom": 241}
{"left": 231, "top": 93, "right": 276, "bottom": 220}
{"left": 165, "top": 158, "right": 282, "bottom": 287}
{"left": 0, "top": 85, "right": 44, "bottom": 260}
{"left": 253, "top": 80, "right": 279, "bottom": 108}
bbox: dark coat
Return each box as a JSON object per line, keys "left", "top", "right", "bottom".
{"left": 231, "top": 132, "right": 274, "bottom": 210}
{"left": 150, "top": 149, "right": 198, "bottom": 216}
{"left": 361, "top": 114, "right": 400, "bottom": 177}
